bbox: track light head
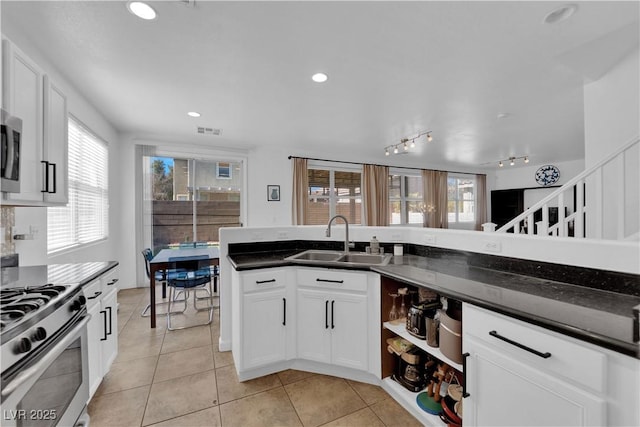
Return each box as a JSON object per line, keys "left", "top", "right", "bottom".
{"left": 499, "top": 161, "right": 504, "bottom": 167}
{"left": 426, "top": 132, "right": 433, "bottom": 142}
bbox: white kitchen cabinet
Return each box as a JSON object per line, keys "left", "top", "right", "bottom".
{"left": 42, "top": 75, "right": 68, "bottom": 204}
{"left": 463, "top": 304, "right": 606, "bottom": 426}
{"left": 296, "top": 268, "right": 369, "bottom": 371}
{"left": 85, "top": 279, "right": 103, "bottom": 399}
{"left": 237, "top": 268, "right": 293, "bottom": 371}
{"left": 85, "top": 266, "right": 119, "bottom": 400}
{"left": 100, "top": 285, "right": 118, "bottom": 374}
{"left": 1, "top": 38, "right": 67, "bottom": 205}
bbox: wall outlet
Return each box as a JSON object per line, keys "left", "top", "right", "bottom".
{"left": 483, "top": 240, "right": 501, "bottom": 253}
{"left": 424, "top": 234, "right": 436, "bottom": 244}
{"left": 277, "top": 231, "right": 288, "bottom": 239}
{"left": 251, "top": 232, "right": 264, "bottom": 241}
{"left": 391, "top": 233, "right": 403, "bottom": 241}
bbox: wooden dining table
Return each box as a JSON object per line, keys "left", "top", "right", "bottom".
{"left": 148, "top": 247, "right": 220, "bottom": 328}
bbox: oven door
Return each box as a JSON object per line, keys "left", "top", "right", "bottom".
{"left": 1, "top": 314, "right": 90, "bottom": 427}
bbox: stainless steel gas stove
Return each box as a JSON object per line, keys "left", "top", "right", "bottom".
{"left": 1, "top": 281, "right": 90, "bottom": 427}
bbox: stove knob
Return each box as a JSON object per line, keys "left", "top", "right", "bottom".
{"left": 31, "top": 327, "right": 47, "bottom": 342}
{"left": 70, "top": 295, "right": 87, "bottom": 312}
{"left": 14, "top": 337, "right": 32, "bottom": 354}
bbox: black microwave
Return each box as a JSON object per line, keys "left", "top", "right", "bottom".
{"left": 1, "top": 108, "right": 22, "bottom": 193}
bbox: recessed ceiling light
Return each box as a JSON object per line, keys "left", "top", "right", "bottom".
{"left": 187, "top": 111, "right": 201, "bottom": 118}
{"left": 127, "top": 1, "right": 157, "bottom": 20}
{"left": 311, "top": 73, "right": 328, "bottom": 83}
{"left": 543, "top": 4, "right": 578, "bottom": 25}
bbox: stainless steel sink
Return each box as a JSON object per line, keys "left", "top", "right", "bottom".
{"left": 336, "top": 253, "right": 390, "bottom": 265}
{"left": 285, "top": 250, "right": 343, "bottom": 263}
{"left": 286, "top": 249, "right": 391, "bottom": 267}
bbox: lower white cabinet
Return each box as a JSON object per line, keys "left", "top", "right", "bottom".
{"left": 85, "top": 266, "right": 119, "bottom": 399}
{"left": 233, "top": 266, "right": 372, "bottom": 376}
{"left": 296, "top": 268, "right": 369, "bottom": 371}
{"left": 463, "top": 304, "right": 606, "bottom": 426}
{"left": 238, "top": 268, "right": 293, "bottom": 371}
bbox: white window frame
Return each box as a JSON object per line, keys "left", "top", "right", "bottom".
{"left": 47, "top": 116, "right": 109, "bottom": 254}
{"left": 448, "top": 173, "right": 477, "bottom": 225}
{"left": 307, "top": 161, "right": 363, "bottom": 224}
{"left": 389, "top": 169, "right": 423, "bottom": 226}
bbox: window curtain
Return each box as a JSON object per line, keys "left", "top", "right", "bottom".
{"left": 362, "top": 164, "right": 389, "bottom": 226}
{"left": 422, "top": 169, "right": 448, "bottom": 228}
{"left": 475, "top": 174, "right": 488, "bottom": 230}
{"left": 291, "top": 157, "right": 309, "bottom": 225}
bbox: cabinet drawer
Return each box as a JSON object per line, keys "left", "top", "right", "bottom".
{"left": 242, "top": 269, "right": 288, "bottom": 293}
{"left": 84, "top": 279, "right": 102, "bottom": 309}
{"left": 101, "top": 267, "right": 119, "bottom": 293}
{"left": 464, "top": 304, "right": 606, "bottom": 393}
{"left": 297, "top": 268, "right": 367, "bottom": 292}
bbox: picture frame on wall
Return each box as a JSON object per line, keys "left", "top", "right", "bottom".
{"left": 267, "top": 185, "right": 280, "bottom": 201}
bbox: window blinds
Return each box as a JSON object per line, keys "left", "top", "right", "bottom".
{"left": 47, "top": 116, "right": 109, "bottom": 253}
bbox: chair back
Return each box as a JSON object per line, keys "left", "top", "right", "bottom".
{"left": 141, "top": 248, "right": 153, "bottom": 279}
{"left": 167, "top": 255, "right": 212, "bottom": 288}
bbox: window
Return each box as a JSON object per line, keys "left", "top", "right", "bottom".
{"left": 389, "top": 173, "right": 424, "bottom": 225}
{"left": 448, "top": 175, "right": 476, "bottom": 224}
{"left": 307, "top": 168, "right": 361, "bottom": 225}
{"left": 47, "top": 117, "right": 109, "bottom": 253}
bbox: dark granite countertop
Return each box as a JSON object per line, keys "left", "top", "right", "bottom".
{"left": 227, "top": 242, "right": 640, "bottom": 358}
{"left": 1, "top": 261, "right": 119, "bottom": 288}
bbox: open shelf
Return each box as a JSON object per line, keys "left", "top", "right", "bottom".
{"left": 383, "top": 320, "right": 463, "bottom": 372}
{"left": 381, "top": 377, "right": 444, "bottom": 427}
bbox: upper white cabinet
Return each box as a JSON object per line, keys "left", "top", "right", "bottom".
{"left": 2, "top": 38, "right": 68, "bottom": 206}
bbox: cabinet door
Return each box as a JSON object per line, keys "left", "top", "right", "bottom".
{"left": 464, "top": 335, "right": 606, "bottom": 426}
{"left": 2, "top": 39, "right": 44, "bottom": 203}
{"left": 86, "top": 302, "right": 103, "bottom": 400}
{"left": 330, "top": 292, "right": 368, "bottom": 370}
{"left": 242, "top": 288, "right": 287, "bottom": 369}
{"left": 42, "top": 75, "right": 68, "bottom": 204}
{"left": 100, "top": 288, "right": 118, "bottom": 376}
{"left": 296, "top": 288, "right": 331, "bottom": 364}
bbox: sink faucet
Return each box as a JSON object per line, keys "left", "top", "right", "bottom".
{"left": 326, "top": 214, "right": 353, "bottom": 254}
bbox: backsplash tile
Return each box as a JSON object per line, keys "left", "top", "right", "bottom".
{"left": 1, "top": 206, "right": 16, "bottom": 256}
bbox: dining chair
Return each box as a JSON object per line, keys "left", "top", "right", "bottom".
{"left": 140, "top": 248, "right": 187, "bottom": 317}
{"left": 166, "top": 256, "right": 216, "bottom": 330}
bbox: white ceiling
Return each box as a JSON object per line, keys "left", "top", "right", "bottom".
{"left": 2, "top": 1, "right": 638, "bottom": 171}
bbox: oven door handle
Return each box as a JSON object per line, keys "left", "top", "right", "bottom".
{"left": 1, "top": 315, "right": 90, "bottom": 399}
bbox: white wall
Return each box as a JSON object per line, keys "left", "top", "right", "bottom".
{"left": 493, "top": 159, "right": 584, "bottom": 191}
{"left": 584, "top": 48, "right": 639, "bottom": 168}
{"left": 2, "top": 26, "right": 123, "bottom": 269}
{"left": 246, "top": 146, "right": 291, "bottom": 226}
{"left": 584, "top": 48, "right": 639, "bottom": 239}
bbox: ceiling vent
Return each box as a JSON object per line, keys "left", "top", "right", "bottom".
{"left": 197, "top": 127, "right": 221, "bottom": 136}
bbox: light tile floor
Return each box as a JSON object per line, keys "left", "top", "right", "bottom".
{"left": 88, "top": 288, "right": 422, "bottom": 427}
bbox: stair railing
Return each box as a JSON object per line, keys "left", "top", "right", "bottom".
{"left": 496, "top": 136, "right": 639, "bottom": 239}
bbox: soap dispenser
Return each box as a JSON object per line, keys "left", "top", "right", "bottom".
{"left": 370, "top": 236, "right": 380, "bottom": 254}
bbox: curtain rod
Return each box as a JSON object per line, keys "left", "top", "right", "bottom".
{"left": 287, "top": 155, "right": 486, "bottom": 176}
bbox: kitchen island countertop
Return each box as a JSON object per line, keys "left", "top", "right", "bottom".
{"left": 228, "top": 247, "right": 640, "bottom": 358}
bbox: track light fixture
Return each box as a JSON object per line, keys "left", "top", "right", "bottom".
{"left": 383, "top": 131, "right": 433, "bottom": 155}
{"left": 496, "top": 155, "right": 530, "bottom": 167}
